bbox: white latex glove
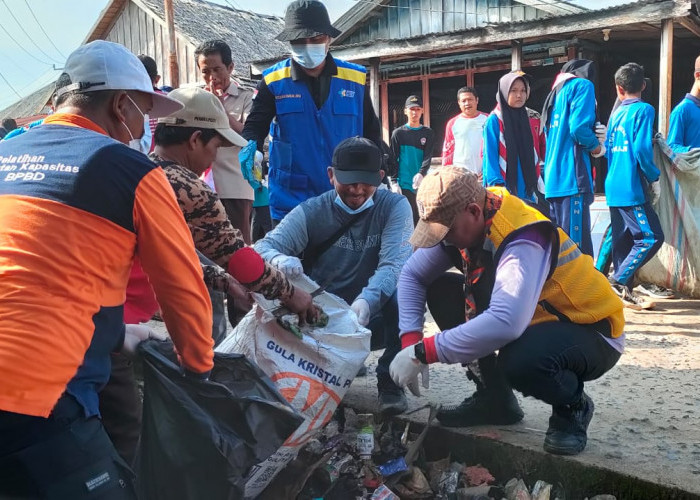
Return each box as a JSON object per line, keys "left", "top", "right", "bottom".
{"left": 389, "top": 179, "right": 402, "bottom": 195}
{"left": 389, "top": 344, "right": 429, "bottom": 397}
{"left": 595, "top": 122, "right": 607, "bottom": 145}
{"left": 271, "top": 254, "right": 304, "bottom": 278}
{"left": 649, "top": 180, "right": 661, "bottom": 206}
{"left": 591, "top": 143, "right": 606, "bottom": 158}
{"left": 122, "top": 324, "right": 166, "bottom": 355}
{"left": 412, "top": 173, "right": 424, "bottom": 190}
{"left": 351, "top": 298, "right": 371, "bottom": 326}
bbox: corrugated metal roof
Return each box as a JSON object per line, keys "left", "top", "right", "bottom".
{"left": 332, "top": 0, "right": 675, "bottom": 51}
{"left": 0, "top": 82, "right": 54, "bottom": 121}
{"left": 137, "top": 0, "right": 289, "bottom": 69}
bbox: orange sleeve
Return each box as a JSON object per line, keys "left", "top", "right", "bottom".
{"left": 133, "top": 168, "right": 214, "bottom": 374}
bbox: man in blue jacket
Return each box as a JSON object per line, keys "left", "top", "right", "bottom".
{"left": 605, "top": 63, "right": 664, "bottom": 310}
{"left": 241, "top": 0, "right": 382, "bottom": 225}
{"left": 541, "top": 60, "right": 605, "bottom": 256}
{"left": 667, "top": 54, "right": 700, "bottom": 153}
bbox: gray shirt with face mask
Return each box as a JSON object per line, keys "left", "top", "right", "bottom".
{"left": 254, "top": 188, "right": 413, "bottom": 315}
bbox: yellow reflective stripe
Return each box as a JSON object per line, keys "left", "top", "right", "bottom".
{"left": 264, "top": 66, "right": 292, "bottom": 85}
{"left": 334, "top": 67, "right": 366, "bottom": 86}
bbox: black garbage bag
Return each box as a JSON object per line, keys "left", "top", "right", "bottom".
{"left": 136, "top": 340, "right": 304, "bottom": 500}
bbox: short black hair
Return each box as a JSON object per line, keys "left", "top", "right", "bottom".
{"left": 194, "top": 40, "right": 233, "bottom": 67}
{"left": 53, "top": 72, "right": 116, "bottom": 108}
{"left": 1, "top": 118, "right": 17, "bottom": 131}
{"left": 154, "top": 123, "right": 220, "bottom": 147}
{"left": 615, "top": 63, "right": 645, "bottom": 94}
{"left": 138, "top": 54, "right": 159, "bottom": 83}
{"left": 458, "top": 86, "right": 478, "bottom": 99}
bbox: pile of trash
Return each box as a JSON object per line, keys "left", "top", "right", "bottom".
{"left": 260, "top": 405, "right": 618, "bottom": 500}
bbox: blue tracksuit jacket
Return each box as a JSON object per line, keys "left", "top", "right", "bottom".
{"left": 605, "top": 99, "right": 659, "bottom": 207}
{"left": 543, "top": 78, "right": 599, "bottom": 199}
{"left": 667, "top": 94, "right": 700, "bottom": 153}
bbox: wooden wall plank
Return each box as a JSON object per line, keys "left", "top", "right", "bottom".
{"left": 659, "top": 18, "right": 674, "bottom": 135}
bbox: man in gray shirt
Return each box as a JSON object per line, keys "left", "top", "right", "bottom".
{"left": 255, "top": 137, "right": 413, "bottom": 414}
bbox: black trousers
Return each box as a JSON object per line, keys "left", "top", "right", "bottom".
{"left": 0, "top": 395, "right": 137, "bottom": 499}
{"left": 426, "top": 272, "right": 621, "bottom": 406}
{"left": 368, "top": 291, "right": 402, "bottom": 380}
{"left": 99, "top": 354, "right": 142, "bottom": 466}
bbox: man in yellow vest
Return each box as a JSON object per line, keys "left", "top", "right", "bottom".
{"left": 389, "top": 166, "right": 624, "bottom": 456}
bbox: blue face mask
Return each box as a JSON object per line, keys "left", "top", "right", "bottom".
{"left": 334, "top": 194, "right": 374, "bottom": 215}
{"left": 290, "top": 43, "right": 327, "bottom": 69}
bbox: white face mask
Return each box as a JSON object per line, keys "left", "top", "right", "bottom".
{"left": 290, "top": 43, "right": 327, "bottom": 69}
{"left": 120, "top": 95, "right": 147, "bottom": 151}
{"left": 334, "top": 194, "right": 375, "bottom": 215}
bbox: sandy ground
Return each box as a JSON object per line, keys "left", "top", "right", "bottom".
{"left": 343, "top": 297, "right": 700, "bottom": 495}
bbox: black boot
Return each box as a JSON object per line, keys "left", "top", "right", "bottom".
{"left": 377, "top": 373, "right": 407, "bottom": 416}
{"left": 543, "top": 392, "right": 595, "bottom": 456}
{"left": 437, "top": 355, "right": 524, "bottom": 427}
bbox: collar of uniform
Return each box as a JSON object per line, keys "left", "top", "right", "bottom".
{"left": 222, "top": 81, "right": 240, "bottom": 97}
{"left": 290, "top": 52, "right": 337, "bottom": 81}
{"left": 43, "top": 113, "right": 108, "bottom": 136}
{"left": 685, "top": 93, "right": 700, "bottom": 107}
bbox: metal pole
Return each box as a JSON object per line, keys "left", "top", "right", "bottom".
{"left": 659, "top": 19, "right": 674, "bottom": 135}
{"left": 164, "top": 0, "right": 179, "bottom": 88}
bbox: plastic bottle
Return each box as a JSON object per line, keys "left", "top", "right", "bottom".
{"left": 356, "top": 413, "right": 374, "bottom": 461}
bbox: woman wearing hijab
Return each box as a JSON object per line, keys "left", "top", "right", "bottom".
{"left": 483, "top": 71, "right": 546, "bottom": 206}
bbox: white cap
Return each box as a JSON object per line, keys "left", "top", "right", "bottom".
{"left": 55, "top": 40, "right": 183, "bottom": 118}
{"left": 157, "top": 87, "right": 248, "bottom": 148}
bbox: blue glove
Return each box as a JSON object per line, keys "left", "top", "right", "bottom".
{"left": 238, "top": 140, "right": 259, "bottom": 189}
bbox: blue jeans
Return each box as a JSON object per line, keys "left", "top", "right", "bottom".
{"left": 367, "top": 292, "right": 402, "bottom": 378}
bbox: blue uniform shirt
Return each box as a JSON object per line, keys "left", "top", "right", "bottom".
{"left": 605, "top": 99, "right": 659, "bottom": 207}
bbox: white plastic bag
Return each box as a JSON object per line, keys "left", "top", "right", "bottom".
{"left": 216, "top": 276, "right": 371, "bottom": 498}
{"left": 636, "top": 139, "right": 700, "bottom": 297}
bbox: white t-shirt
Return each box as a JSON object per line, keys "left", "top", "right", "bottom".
{"left": 442, "top": 112, "right": 488, "bottom": 174}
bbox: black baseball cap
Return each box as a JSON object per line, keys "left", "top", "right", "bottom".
{"left": 332, "top": 137, "right": 383, "bottom": 187}
{"left": 276, "top": 0, "right": 341, "bottom": 42}
{"left": 405, "top": 95, "right": 422, "bottom": 108}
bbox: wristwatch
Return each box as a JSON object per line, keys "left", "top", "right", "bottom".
{"left": 413, "top": 342, "right": 428, "bottom": 364}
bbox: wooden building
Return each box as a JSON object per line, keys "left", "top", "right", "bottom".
{"left": 84, "top": 0, "right": 287, "bottom": 86}
{"left": 0, "top": 0, "right": 288, "bottom": 120}
{"left": 326, "top": 0, "right": 700, "bottom": 156}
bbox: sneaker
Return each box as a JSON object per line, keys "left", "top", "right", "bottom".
{"left": 436, "top": 387, "right": 524, "bottom": 427}
{"left": 377, "top": 374, "right": 407, "bottom": 416}
{"left": 543, "top": 392, "right": 595, "bottom": 456}
{"left": 636, "top": 283, "right": 675, "bottom": 299}
{"left": 611, "top": 283, "right": 655, "bottom": 310}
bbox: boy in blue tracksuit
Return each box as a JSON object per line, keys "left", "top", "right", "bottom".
{"left": 541, "top": 60, "right": 606, "bottom": 256}
{"left": 667, "top": 54, "right": 700, "bottom": 153}
{"left": 605, "top": 63, "right": 664, "bottom": 310}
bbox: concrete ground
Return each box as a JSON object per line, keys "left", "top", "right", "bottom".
{"left": 343, "top": 297, "right": 700, "bottom": 496}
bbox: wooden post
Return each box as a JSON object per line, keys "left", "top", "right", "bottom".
{"left": 659, "top": 19, "right": 674, "bottom": 135}
{"left": 369, "top": 57, "right": 380, "bottom": 117}
{"left": 380, "top": 82, "right": 390, "bottom": 144}
{"left": 164, "top": 0, "right": 179, "bottom": 88}
{"left": 511, "top": 40, "right": 523, "bottom": 71}
{"left": 421, "top": 76, "right": 430, "bottom": 128}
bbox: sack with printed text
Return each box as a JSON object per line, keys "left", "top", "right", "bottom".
{"left": 216, "top": 275, "right": 371, "bottom": 498}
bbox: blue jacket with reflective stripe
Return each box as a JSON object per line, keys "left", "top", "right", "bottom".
{"left": 264, "top": 57, "right": 365, "bottom": 220}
